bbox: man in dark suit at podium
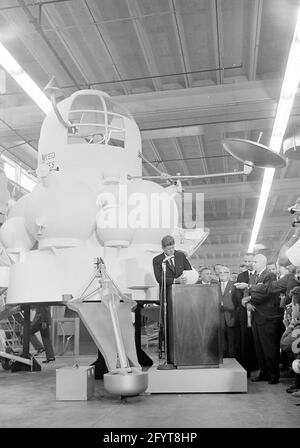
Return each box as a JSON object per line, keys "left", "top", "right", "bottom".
{"left": 153, "top": 235, "right": 192, "bottom": 366}
{"left": 153, "top": 235, "right": 192, "bottom": 287}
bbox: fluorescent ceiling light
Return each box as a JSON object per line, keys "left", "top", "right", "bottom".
{"left": 0, "top": 42, "right": 52, "bottom": 114}
{"left": 248, "top": 10, "right": 300, "bottom": 253}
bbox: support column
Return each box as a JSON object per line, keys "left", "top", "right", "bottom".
{"left": 21, "top": 304, "right": 30, "bottom": 358}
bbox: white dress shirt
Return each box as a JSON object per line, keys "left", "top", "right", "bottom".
{"left": 169, "top": 255, "right": 175, "bottom": 268}
{"left": 220, "top": 281, "right": 228, "bottom": 294}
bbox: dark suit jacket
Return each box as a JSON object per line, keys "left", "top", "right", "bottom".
{"left": 31, "top": 306, "right": 52, "bottom": 327}
{"left": 265, "top": 273, "right": 299, "bottom": 306}
{"left": 153, "top": 250, "right": 192, "bottom": 287}
{"left": 219, "top": 280, "right": 239, "bottom": 327}
{"left": 232, "top": 270, "right": 250, "bottom": 309}
{"left": 249, "top": 270, "right": 281, "bottom": 325}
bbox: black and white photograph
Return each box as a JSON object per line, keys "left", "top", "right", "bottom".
{"left": 0, "top": 0, "right": 299, "bottom": 432}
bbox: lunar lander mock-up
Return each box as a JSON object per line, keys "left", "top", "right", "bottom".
{"left": 0, "top": 86, "right": 206, "bottom": 395}
{"left": 0, "top": 81, "right": 288, "bottom": 396}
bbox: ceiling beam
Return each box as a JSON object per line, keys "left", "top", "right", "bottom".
{"left": 115, "top": 78, "right": 296, "bottom": 129}
{"left": 1, "top": 79, "right": 296, "bottom": 134}
{"left": 180, "top": 217, "right": 289, "bottom": 240}
{"left": 206, "top": 216, "right": 290, "bottom": 234}
{"left": 83, "top": 0, "right": 130, "bottom": 95}
{"left": 0, "top": 114, "right": 280, "bottom": 143}
{"left": 17, "top": 0, "right": 81, "bottom": 88}
{"left": 141, "top": 114, "right": 282, "bottom": 140}
{"left": 40, "top": 5, "right": 91, "bottom": 85}
{"left": 125, "top": 0, "right": 161, "bottom": 91}
{"left": 147, "top": 139, "right": 169, "bottom": 175}
{"left": 211, "top": 0, "right": 224, "bottom": 84}
{"left": 182, "top": 176, "right": 300, "bottom": 200}
{"left": 248, "top": 0, "right": 263, "bottom": 81}
{"left": 168, "top": 0, "right": 191, "bottom": 88}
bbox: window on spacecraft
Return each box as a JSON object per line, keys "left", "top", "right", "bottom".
{"left": 67, "top": 94, "right": 130, "bottom": 148}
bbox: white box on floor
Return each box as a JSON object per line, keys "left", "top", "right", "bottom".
{"left": 56, "top": 365, "right": 95, "bottom": 400}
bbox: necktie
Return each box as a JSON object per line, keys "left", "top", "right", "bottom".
{"left": 221, "top": 282, "right": 226, "bottom": 294}
{"left": 169, "top": 256, "right": 175, "bottom": 268}
{"left": 249, "top": 272, "right": 257, "bottom": 285}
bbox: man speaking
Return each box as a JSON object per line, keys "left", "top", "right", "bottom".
{"left": 152, "top": 235, "right": 192, "bottom": 287}
{"left": 153, "top": 235, "right": 192, "bottom": 367}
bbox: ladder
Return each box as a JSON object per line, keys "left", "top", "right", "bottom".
{"left": 0, "top": 313, "right": 23, "bottom": 353}
{"left": 0, "top": 312, "right": 24, "bottom": 370}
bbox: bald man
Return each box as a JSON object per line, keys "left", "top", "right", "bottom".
{"left": 236, "top": 254, "right": 281, "bottom": 383}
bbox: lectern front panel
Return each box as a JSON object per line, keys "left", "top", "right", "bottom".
{"left": 168, "top": 284, "right": 221, "bottom": 367}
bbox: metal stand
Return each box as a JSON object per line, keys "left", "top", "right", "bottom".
{"left": 157, "top": 262, "right": 175, "bottom": 370}
{"left": 68, "top": 257, "right": 148, "bottom": 396}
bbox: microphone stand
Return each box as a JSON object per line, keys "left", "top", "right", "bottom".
{"left": 157, "top": 260, "right": 175, "bottom": 370}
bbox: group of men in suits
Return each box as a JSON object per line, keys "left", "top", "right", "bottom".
{"left": 196, "top": 264, "right": 241, "bottom": 360}
{"left": 234, "top": 253, "right": 284, "bottom": 383}
{"left": 153, "top": 236, "right": 291, "bottom": 384}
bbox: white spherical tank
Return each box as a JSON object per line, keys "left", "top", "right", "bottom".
{"left": 7, "top": 195, "right": 29, "bottom": 219}
{"left": 0, "top": 216, "right": 36, "bottom": 250}
{"left": 130, "top": 180, "right": 178, "bottom": 245}
{"left": 24, "top": 172, "right": 98, "bottom": 248}
{"left": 96, "top": 179, "right": 178, "bottom": 247}
{"left": 0, "top": 195, "right": 36, "bottom": 250}
{"left": 96, "top": 179, "right": 135, "bottom": 247}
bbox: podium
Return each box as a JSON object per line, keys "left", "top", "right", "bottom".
{"left": 147, "top": 284, "right": 247, "bottom": 393}
{"left": 168, "top": 284, "right": 222, "bottom": 368}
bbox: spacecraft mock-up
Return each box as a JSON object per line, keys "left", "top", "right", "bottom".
{"left": 0, "top": 89, "right": 204, "bottom": 394}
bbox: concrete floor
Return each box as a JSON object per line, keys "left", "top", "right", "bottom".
{"left": 0, "top": 353, "right": 299, "bottom": 428}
